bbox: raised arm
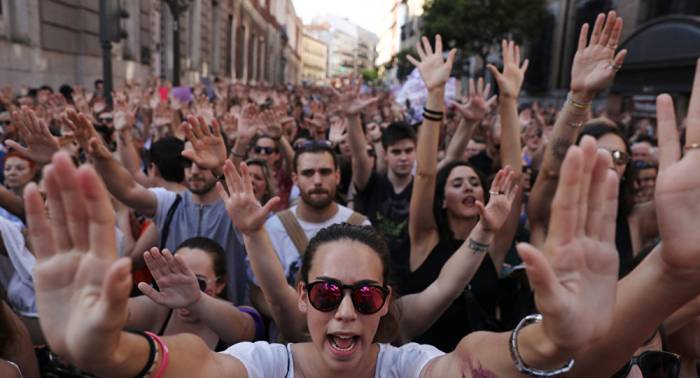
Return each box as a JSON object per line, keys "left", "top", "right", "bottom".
{"left": 260, "top": 110, "right": 295, "bottom": 170}
{"left": 137, "top": 247, "right": 257, "bottom": 344}
{"left": 425, "top": 135, "right": 621, "bottom": 377}
{"left": 25, "top": 152, "right": 245, "bottom": 378}
{"left": 64, "top": 110, "right": 158, "bottom": 218}
{"left": 335, "top": 79, "right": 380, "bottom": 191}
{"left": 398, "top": 167, "right": 517, "bottom": 341}
{"left": 486, "top": 40, "right": 529, "bottom": 270}
{"left": 230, "top": 104, "right": 260, "bottom": 165}
{"left": 570, "top": 60, "right": 700, "bottom": 376}
{"left": 6, "top": 106, "right": 60, "bottom": 165}
{"left": 438, "top": 77, "right": 497, "bottom": 170}
{"left": 529, "top": 11, "right": 626, "bottom": 241}
{"left": 407, "top": 35, "right": 457, "bottom": 268}
{"left": 218, "top": 160, "right": 308, "bottom": 341}
{"left": 116, "top": 127, "right": 151, "bottom": 188}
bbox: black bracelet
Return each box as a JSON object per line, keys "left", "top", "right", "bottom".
{"left": 132, "top": 331, "right": 156, "bottom": 378}
{"left": 423, "top": 106, "right": 444, "bottom": 116}
{"left": 423, "top": 112, "right": 444, "bottom": 122}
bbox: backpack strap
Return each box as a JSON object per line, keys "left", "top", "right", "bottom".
{"left": 159, "top": 194, "right": 182, "bottom": 250}
{"left": 346, "top": 211, "right": 367, "bottom": 226}
{"left": 277, "top": 209, "right": 309, "bottom": 256}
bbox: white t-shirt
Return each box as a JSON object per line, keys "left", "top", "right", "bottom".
{"left": 254, "top": 204, "right": 371, "bottom": 284}
{"left": 222, "top": 342, "right": 444, "bottom": 378}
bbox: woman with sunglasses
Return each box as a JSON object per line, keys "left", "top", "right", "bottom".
{"left": 125, "top": 237, "right": 262, "bottom": 351}
{"left": 26, "top": 141, "right": 626, "bottom": 377}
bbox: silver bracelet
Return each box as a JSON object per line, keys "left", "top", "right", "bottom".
{"left": 467, "top": 238, "right": 489, "bottom": 254}
{"left": 509, "top": 314, "right": 575, "bottom": 377}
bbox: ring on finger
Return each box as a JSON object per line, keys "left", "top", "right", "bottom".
{"left": 684, "top": 143, "right": 700, "bottom": 151}
{"left": 489, "top": 190, "right": 500, "bottom": 196}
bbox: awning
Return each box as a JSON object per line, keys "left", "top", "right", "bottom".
{"left": 612, "top": 15, "right": 700, "bottom": 95}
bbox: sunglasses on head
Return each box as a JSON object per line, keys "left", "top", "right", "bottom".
{"left": 253, "top": 145, "right": 278, "bottom": 155}
{"left": 294, "top": 140, "right": 333, "bottom": 151}
{"left": 612, "top": 350, "right": 680, "bottom": 378}
{"left": 305, "top": 279, "right": 389, "bottom": 315}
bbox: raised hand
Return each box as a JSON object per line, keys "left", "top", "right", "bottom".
{"left": 237, "top": 103, "right": 261, "bottom": 142}
{"left": 137, "top": 247, "right": 202, "bottom": 309}
{"left": 449, "top": 77, "right": 497, "bottom": 123}
{"left": 259, "top": 109, "right": 283, "bottom": 140}
{"left": 570, "top": 11, "right": 626, "bottom": 101}
{"left": 407, "top": 35, "right": 457, "bottom": 91}
{"left": 63, "top": 109, "right": 111, "bottom": 159}
{"left": 477, "top": 166, "right": 519, "bottom": 233}
{"left": 328, "top": 117, "right": 347, "bottom": 146}
{"left": 181, "top": 115, "right": 227, "bottom": 170}
{"left": 332, "top": 76, "right": 379, "bottom": 116}
{"left": 217, "top": 160, "right": 280, "bottom": 235}
{"left": 516, "top": 136, "right": 620, "bottom": 351}
{"left": 487, "top": 40, "right": 529, "bottom": 100}
{"left": 25, "top": 152, "right": 131, "bottom": 363}
{"left": 654, "top": 59, "right": 700, "bottom": 272}
{"left": 6, "top": 106, "right": 60, "bottom": 164}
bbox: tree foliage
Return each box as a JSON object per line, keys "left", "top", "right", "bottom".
{"left": 395, "top": 48, "right": 418, "bottom": 81}
{"left": 421, "top": 0, "right": 548, "bottom": 61}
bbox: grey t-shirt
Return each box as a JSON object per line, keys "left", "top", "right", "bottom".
{"left": 149, "top": 188, "right": 249, "bottom": 305}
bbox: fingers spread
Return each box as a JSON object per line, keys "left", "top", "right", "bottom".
{"left": 577, "top": 23, "right": 589, "bottom": 51}
{"left": 518, "top": 242, "right": 562, "bottom": 301}
{"left": 24, "top": 183, "right": 57, "bottom": 260}
{"left": 548, "top": 146, "right": 583, "bottom": 244}
{"left": 76, "top": 164, "right": 117, "bottom": 259}
{"left": 656, "top": 94, "right": 680, "bottom": 170}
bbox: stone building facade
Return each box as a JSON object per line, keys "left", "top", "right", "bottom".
{"left": 0, "top": 0, "right": 301, "bottom": 90}
{"left": 300, "top": 32, "right": 327, "bottom": 84}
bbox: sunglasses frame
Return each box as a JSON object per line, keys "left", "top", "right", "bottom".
{"left": 305, "top": 280, "right": 389, "bottom": 315}
{"left": 253, "top": 145, "right": 279, "bottom": 155}
{"left": 612, "top": 350, "right": 680, "bottom": 378}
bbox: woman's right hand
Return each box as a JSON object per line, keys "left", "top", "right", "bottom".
{"left": 137, "top": 247, "right": 202, "bottom": 309}
{"left": 218, "top": 160, "right": 280, "bottom": 235}
{"left": 25, "top": 152, "right": 132, "bottom": 366}
{"left": 569, "top": 11, "right": 626, "bottom": 102}
{"left": 407, "top": 35, "right": 456, "bottom": 92}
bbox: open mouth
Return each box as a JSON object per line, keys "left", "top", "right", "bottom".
{"left": 462, "top": 196, "right": 476, "bottom": 206}
{"left": 327, "top": 334, "right": 359, "bottom": 354}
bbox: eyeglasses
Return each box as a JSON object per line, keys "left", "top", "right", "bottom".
{"left": 611, "top": 351, "right": 680, "bottom": 378}
{"left": 196, "top": 276, "right": 214, "bottom": 291}
{"left": 253, "top": 146, "right": 279, "bottom": 155}
{"left": 305, "top": 279, "right": 389, "bottom": 315}
{"left": 601, "top": 148, "right": 631, "bottom": 166}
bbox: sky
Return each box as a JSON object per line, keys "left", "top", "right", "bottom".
{"left": 291, "top": 0, "right": 389, "bottom": 36}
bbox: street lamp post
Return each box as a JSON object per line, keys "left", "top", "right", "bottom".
{"left": 164, "top": 0, "right": 193, "bottom": 86}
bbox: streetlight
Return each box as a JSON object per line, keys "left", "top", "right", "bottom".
{"left": 164, "top": 0, "right": 193, "bottom": 86}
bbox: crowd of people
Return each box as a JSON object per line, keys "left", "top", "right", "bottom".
{"left": 1, "top": 10, "right": 700, "bottom": 377}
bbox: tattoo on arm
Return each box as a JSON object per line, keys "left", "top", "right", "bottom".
{"left": 551, "top": 137, "right": 572, "bottom": 162}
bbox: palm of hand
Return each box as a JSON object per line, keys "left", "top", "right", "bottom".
{"left": 570, "top": 46, "right": 614, "bottom": 93}
{"left": 238, "top": 115, "right": 259, "bottom": 140}
{"left": 416, "top": 54, "right": 451, "bottom": 91}
{"left": 191, "top": 136, "right": 226, "bottom": 168}
{"left": 456, "top": 96, "right": 490, "bottom": 123}
{"left": 34, "top": 252, "right": 123, "bottom": 354}
{"left": 481, "top": 196, "right": 511, "bottom": 232}
{"left": 498, "top": 67, "right": 525, "bottom": 99}
{"left": 538, "top": 236, "right": 618, "bottom": 349}
{"left": 29, "top": 136, "right": 61, "bottom": 163}
{"left": 654, "top": 160, "right": 700, "bottom": 269}
{"left": 151, "top": 272, "right": 200, "bottom": 308}
{"left": 223, "top": 192, "right": 268, "bottom": 235}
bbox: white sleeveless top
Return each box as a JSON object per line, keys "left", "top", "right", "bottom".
{"left": 221, "top": 342, "right": 444, "bottom": 378}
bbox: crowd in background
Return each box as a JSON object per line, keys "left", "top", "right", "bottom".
{"left": 0, "top": 10, "right": 699, "bottom": 378}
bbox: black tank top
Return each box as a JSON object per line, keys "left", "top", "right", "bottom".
{"left": 403, "top": 237, "right": 500, "bottom": 352}
{"left": 158, "top": 309, "right": 228, "bottom": 352}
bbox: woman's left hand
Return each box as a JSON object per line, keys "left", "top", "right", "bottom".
{"left": 137, "top": 247, "right": 202, "bottom": 309}
{"left": 517, "top": 135, "right": 620, "bottom": 352}
{"left": 477, "top": 166, "right": 519, "bottom": 233}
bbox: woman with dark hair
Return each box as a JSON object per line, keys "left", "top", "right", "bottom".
{"left": 25, "top": 145, "right": 644, "bottom": 377}
{"left": 403, "top": 37, "right": 526, "bottom": 351}
{"left": 574, "top": 121, "right": 656, "bottom": 276}
{"left": 125, "top": 236, "right": 263, "bottom": 351}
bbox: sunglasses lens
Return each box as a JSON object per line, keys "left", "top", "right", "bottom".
{"left": 612, "top": 150, "right": 630, "bottom": 166}
{"left": 351, "top": 285, "right": 387, "bottom": 315}
{"left": 308, "top": 282, "right": 342, "bottom": 312}
{"left": 639, "top": 352, "right": 680, "bottom": 378}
